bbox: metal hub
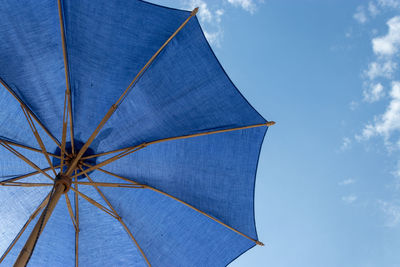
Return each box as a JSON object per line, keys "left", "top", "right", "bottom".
{"left": 55, "top": 173, "right": 72, "bottom": 193}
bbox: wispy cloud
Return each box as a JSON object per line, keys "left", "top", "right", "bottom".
{"left": 339, "top": 178, "right": 356, "bottom": 186}
{"left": 204, "top": 30, "right": 223, "bottom": 45}
{"left": 340, "top": 137, "right": 352, "bottom": 151}
{"left": 226, "top": 0, "right": 258, "bottom": 14}
{"left": 182, "top": 0, "right": 224, "bottom": 46}
{"left": 354, "top": 6, "right": 368, "bottom": 24}
{"left": 377, "top": 0, "right": 400, "bottom": 9}
{"left": 393, "top": 160, "right": 400, "bottom": 190}
{"left": 353, "top": 1, "right": 400, "bottom": 25}
{"left": 379, "top": 200, "right": 400, "bottom": 227}
{"left": 364, "top": 60, "right": 397, "bottom": 80}
{"left": 363, "top": 82, "right": 385, "bottom": 102}
{"left": 342, "top": 194, "right": 358, "bottom": 204}
{"left": 369, "top": 2, "right": 380, "bottom": 17}
{"left": 182, "top": 0, "right": 263, "bottom": 46}
{"left": 349, "top": 100, "right": 359, "bottom": 110}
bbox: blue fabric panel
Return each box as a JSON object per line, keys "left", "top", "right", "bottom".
{"left": 98, "top": 16, "right": 265, "bottom": 152}
{"left": 0, "top": 182, "right": 50, "bottom": 264}
{"left": 77, "top": 183, "right": 147, "bottom": 266}
{"left": 102, "top": 126, "right": 267, "bottom": 240}
{"left": 0, "top": 146, "right": 49, "bottom": 181}
{"left": 0, "top": 82, "right": 57, "bottom": 154}
{"left": 62, "top": 0, "right": 190, "bottom": 150}
{"left": 0, "top": 0, "right": 66, "bottom": 141}
{"left": 1, "top": 205, "right": 42, "bottom": 266}
{"left": 0, "top": 85, "right": 59, "bottom": 171}
{"left": 94, "top": 179, "right": 255, "bottom": 267}
{"left": 0, "top": 83, "right": 39, "bottom": 149}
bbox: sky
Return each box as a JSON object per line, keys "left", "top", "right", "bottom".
{"left": 146, "top": 0, "right": 400, "bottom": 266}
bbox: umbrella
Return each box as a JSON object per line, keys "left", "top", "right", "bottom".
{"left": 0, "top": 0, "right": 274, "bottom": 266}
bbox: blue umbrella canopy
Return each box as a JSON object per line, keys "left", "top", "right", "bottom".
{"left": 0, "top": 0, "right": 274, "bottom": 266}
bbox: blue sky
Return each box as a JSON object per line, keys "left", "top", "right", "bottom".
{"left": 147, "top": 1, "right": 400, "bottom": 266}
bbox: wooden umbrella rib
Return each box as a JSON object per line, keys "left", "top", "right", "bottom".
{"left": 73, "top": 181, "right": 144, "bottom": 188}
{"left": 146, "top": 122, "right": 275, "bottom": 146}
{"left": 92, "top": 168, "right": 264, "bottom": 246}
{"left": 65, "top": 7, "right": 199, "bottom": 177}
{"left": 60, "top": 90, "right": 69, "bottom": 173}
{"left": 80, "top": 162, "right": 142, "bottom": 185}
{"left": 82, "top": 122, "right": 275, "bottom": 161}
{"left": 78, "top": 167, "right": 151, "bottom": 267}
{"left": 0, "top": 138, "right": 60, "bottom": 159}
{"left": 96, "top": 168, "right": 141, "bottom": 184}
{"left": 0, "top": 182, "right": 53, "bottom": 187}
{"left": 65, "top": 193, "right": 78, "bottom": 231}
{"left": 114, "top": 7, "right": 199, "bottom": 107}
{"left": 0, "top": 192, "right": 51, "bottom": 264}
{"left": 74, "top": 122, "right": 275, "bottom": 177}
{"left": 74, "top": 171, "right": 79, "bottom": 267}
{"left": 21, "top": 105, "right": 57, "bottom": 176}
{"left": 69, "top": 187, "right": 118, "bottom": 219}
{"left": 0, "top": 78, "right": 61, "bottom": 149}
{"left": 0, "top": 166, "right": 60, "bottom": 184}
{"left": 67, "top": 93, "right": 74, "bottom": 154}
{"left": 81, "top": 147, "right": 128, "bottom": 160}
{"left": 146, "top": 187, "right": 264, "bottom": 246}
{"left": 0, "top": 141, "right": 54, "bottom": 181}
{"left": 116, "top": 218, "right": 151, "bottom": 266}
{"left": 57, "top": 0, "right": 75, "bottom": 155}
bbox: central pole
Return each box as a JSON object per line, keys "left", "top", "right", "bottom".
{"left": 14, "top": 175, "right": 71, "bottom": 267}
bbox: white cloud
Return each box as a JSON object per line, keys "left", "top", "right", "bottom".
{"left": 342, "top": 195, "right": 358, "bottom": 204}
{"left": 365, "top": 60, "right": 397, "bottom": 80}
{"left": 354, "top": 6, "right": 368, "bottom": 24}
{"left": 372, "top": 16, "right": 400, "bottom": 56}
{"left": 227, "top": 0, "right": 257, "bottom": 13}
{"left": 373, "top": 82, "right": 400, "bottom": 137}
{"left": 339, "top": 178, "right": 356, "bottom": 186}
{"left": 358, "top": 82, "right": 400, "bottom": 148}
{"left": 379, "top": 200, "right": 400, "bottom": 227}
{"left": 353, "top": 1, "right": 400, "bottom": 232}
{"left": 340, "top": 137, "right": 352, "bottom": 151}
{"left": 357, "top": 16, "right": 400, "bottom": 148}
{"left": 363, "top": 82, "right": 385, "bottom": 102}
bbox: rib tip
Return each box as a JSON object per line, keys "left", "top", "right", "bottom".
{"left": 191, "top": 7, "right": 199, "bottom": 16}
{"left": 266, "top": 121, "right": 276, "bottom": 126}
{"left": 256, "top": 241, "right": 265, "bottom": 246}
